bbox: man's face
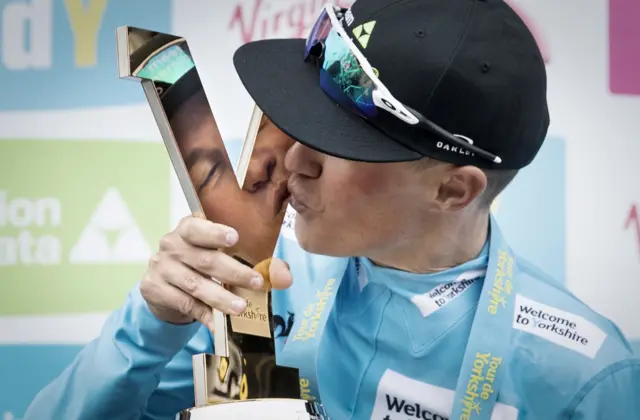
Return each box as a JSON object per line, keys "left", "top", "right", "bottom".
{"left": 170, "top": 91, "right": 294, "bottom": 265}
{"left": 285, "top": 142, "right": 445, "bottom": 258}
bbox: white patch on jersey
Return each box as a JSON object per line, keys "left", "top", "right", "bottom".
{"left": 281, "top": 204, "right": 298, "bottom": 242}
{"left": 513, "top": 294, "right": 607, "bottom": 359}
{"left": 370, "top": 369, "right": 519, "bottom": 420}
{"left": 410, "top": 269, "right": 486, "bottom": 317}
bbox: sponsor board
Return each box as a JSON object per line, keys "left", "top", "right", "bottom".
{"left": 0, "top": 0, "right": 171, "bottom": 110}
{"left": 228, "top": 0, "right": 352, "bottom": 43}
{"left": 0, "top": 313, "right": 109, "bottom": 345}
{"left": 410, "top": 270, "right": 485, "bottom": 318}
{"left": 370, "top": 369, "right": 518, "bottom": 420}
{"left": 513, "top": 294, "right": 607, "bottom": 358}
{"left": 491, "top": 136, "right": 565, "bottom": 283}
{"left": 223, "top": 0, "right": 545, "bottom": 48}
{"left": 0, "top": 345, "right": 83, "bottom": 419}
{"left": 0, "top": 140, "right": 170, "bottom": 316}
{"left": 609, "top": 0, "right": 640, "bottom": 95}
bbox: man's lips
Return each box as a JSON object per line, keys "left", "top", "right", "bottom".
{"left": 289, "top": 194, "right": 309, "bottom": 213}
{"left": 287, "top": 177, "right": 314, "bottom": 213}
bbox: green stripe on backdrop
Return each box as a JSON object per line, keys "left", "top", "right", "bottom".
{"left": 0, "top": 139, "right": 170, "bottom": 316}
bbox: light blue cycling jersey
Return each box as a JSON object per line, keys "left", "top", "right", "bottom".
{"left": 23, "top": 211, "right": 640, "bottom": 420}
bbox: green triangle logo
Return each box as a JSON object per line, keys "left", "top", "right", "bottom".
{"left": 353, "top": 20, "right": 376, "bottom": 49}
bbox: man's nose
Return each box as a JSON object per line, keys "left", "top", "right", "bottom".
{"left": 284, "top": 142, "right": 322, "bottom": 178}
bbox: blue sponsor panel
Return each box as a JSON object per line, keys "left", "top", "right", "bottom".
{"left": 0, "top": 0, "right": 171, "bottom": 110}
{"left": 0, "top": 345, "right": 83, "bottom": 419}
{"left": 493, "top": 136, "right": 566, "bottom": 283}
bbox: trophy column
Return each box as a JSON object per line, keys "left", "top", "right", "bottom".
{"left": 115, "top": 25, "right": 330, "bottom": 420}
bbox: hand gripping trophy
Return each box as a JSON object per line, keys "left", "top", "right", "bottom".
{"left": 115, "top": 26, "right": 330, "bottom": 420}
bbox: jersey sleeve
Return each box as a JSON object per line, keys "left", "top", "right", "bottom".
{"left": 568, "top": 359, "right": 640, "bottom": 420}
{"left": 22, "top": 284, "right": 203, "bottom": 420}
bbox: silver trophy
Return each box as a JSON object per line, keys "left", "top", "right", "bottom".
{"left": 115, "top": 26, "right": 329, "bottom": 420}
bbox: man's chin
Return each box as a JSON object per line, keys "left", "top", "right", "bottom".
{"left": 293, "top": 222, "right": 351, "bottom": 257}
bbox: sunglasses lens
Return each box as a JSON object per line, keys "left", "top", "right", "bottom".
{"left": 305, "top": 9, "right": 332, "bottom": 59}
{"left": 318, "top": 29, "right": 378, "bottom": 118}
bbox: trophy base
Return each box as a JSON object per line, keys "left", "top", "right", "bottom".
{"left": 176, "top": 398, "right": 329, "bottom": 420}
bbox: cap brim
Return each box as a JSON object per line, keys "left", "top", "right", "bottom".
{"left": 232, "top": 39, "right": 422, "bottom": 163}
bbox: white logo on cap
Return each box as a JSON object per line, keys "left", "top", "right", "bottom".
{"left": 345, "top": 9, "right": 355, "bottom": 26}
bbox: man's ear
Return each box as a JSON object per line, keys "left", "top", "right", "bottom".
{"left": 435, "top": 165, "right": 487, "bottom": 211}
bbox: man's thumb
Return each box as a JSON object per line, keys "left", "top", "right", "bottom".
{"left": 269, "top": 257, "right": 293, "bottom": 290}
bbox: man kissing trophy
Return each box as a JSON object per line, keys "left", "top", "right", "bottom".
{"left": 115, "top": 26, "right": 330, "bottom": 420}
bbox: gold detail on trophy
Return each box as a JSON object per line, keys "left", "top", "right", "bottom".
{"left": 229, "top": 287, "right": 272, "bottom": 338}
{"left": 240, "top": 372, "right": 249, "bottom": 400}
{"left": 218, "top": 357, "right": 229, "bottom": 383}
{"left": 228, "top": 258, "right": 272, "bottom": 338}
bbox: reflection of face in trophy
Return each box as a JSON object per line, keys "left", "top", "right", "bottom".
{"left": 169, "top": 90, "right": 295, "bottom": 266}
{"left": 117, "top": 26, "right": 329, "bottom": 419}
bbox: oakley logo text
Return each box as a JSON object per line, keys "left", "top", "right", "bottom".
{"left": 436, "top": 141, "right": 474, "bottom": 157}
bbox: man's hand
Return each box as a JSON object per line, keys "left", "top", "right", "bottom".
{"left": 140, "top": 216, "right": 293, "bottom": 331}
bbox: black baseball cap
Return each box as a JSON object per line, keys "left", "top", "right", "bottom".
{"left": 232, "top": 0, "right": 550, "bottom": 170}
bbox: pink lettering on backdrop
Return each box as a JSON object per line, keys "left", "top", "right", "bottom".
{"left": 609, "top": 0, "right": 640, "bottom": 95}
{"left": 228, "top": 0, "right": 550, "bottom": 64}
{"left": 625, "top": 204, "right": 640, "bottom": 257}
{"left": 229, "top": 0, "right": 353, "bottom": 43}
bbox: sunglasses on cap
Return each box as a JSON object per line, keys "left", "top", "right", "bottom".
{"left": 304, "top": 4, "right": 502, "bottom": 165}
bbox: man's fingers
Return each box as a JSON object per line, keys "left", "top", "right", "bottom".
{"left": 174, "top": 216, "right": 239, "bottom": 249}
{"left": 179, "top": 248, "right": 265, "bottom": 291}
{"left": 269, "top": 257, "right": 293, "bottom": 290}
{"left": 159, "top": 259, "right": 248, "bottom": 315}
{"left": 149, "top": 281, "right": 215, "bottom": 332}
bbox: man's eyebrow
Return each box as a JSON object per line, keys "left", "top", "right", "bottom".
{"left": 184, "top": 147, "right": 226, "bottom": 171}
